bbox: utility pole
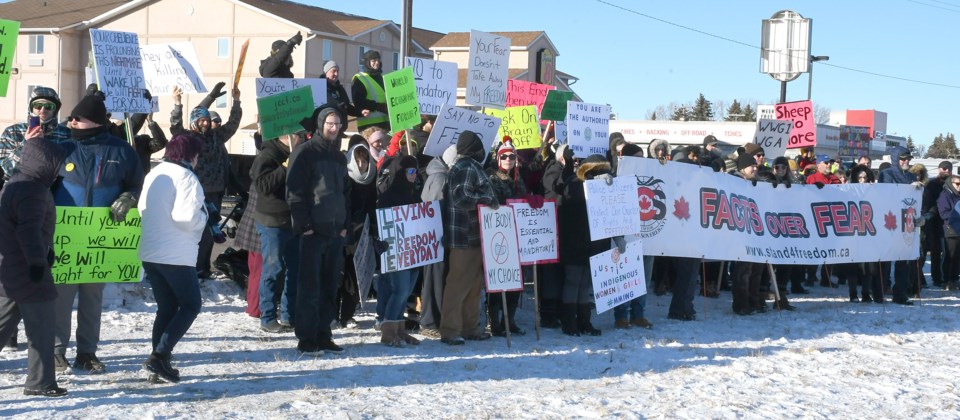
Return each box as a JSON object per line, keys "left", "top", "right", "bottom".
{"left": 400, "top": 0, "right": 413, "bottom": 64}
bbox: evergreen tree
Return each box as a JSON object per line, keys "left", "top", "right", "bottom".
{"left": 649, "top": 110, "right": 657, "bottom": 120}
{"left": 690, "top": 93, "right": 714, "bottom": 121}
{"left": 944, "top": 133, "right": 959, "bottom": 158}
{"left": 742, "top": 104, "right": 757, "bottom": 122}
{"left": 905, "top": 136, "right": 917, "bottom": 157}
{"left": 925, "top": 134, "right": 945, "bottom": 158}
{"left": 725, "top": 100, "right": 743, "bottom": 121}
{"left": 670, "top": 106, "right": 689, "bottom": 121}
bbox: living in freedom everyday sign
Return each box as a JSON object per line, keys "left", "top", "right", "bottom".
{"left": 376, "top": 201, "right": 444, "bottom": 273}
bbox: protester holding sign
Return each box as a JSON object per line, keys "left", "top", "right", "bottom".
{"left": 352, "top": 50, "right": 389, "bottom": 131}
{"left": 340, "top": 137, "right": 377, "bottom": 329}
{"left": 418, "top": 145, "right": 458, "bottom": 337}
{"left": 0, "top": 86, "right": 71, "bottom": 182}
{"left": 879, "top": 146, "right": 923, "bottom": 306}
{"left": 486, "top": 140, "right": 527, "bottom": 336}
{"left": 259, "top": 32, "right": 302, "bottom": 79}
{"left": 537, "top": 142, "right": 573, "bottom": 328}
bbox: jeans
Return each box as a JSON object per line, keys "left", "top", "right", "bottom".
{"left": 614, "top": 255, "right": 654, "bottom": 321}
{"left": 380, "top": 269, "right": 418, "bottom": 322}
{"left": 295, "top": 234, "right": 344, "bottom": 346}
{"left": 256, "top": 223, "right": 300, "bottom": 325}
{"left": 143, "top": 262, "right": 202, "bottom": 356}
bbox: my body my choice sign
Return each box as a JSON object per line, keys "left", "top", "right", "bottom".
{"left": 479, "top": 205, "right": 523, "bottom": 293}
{"left": 52, "top": 207, "right": 142, "bottom": 284}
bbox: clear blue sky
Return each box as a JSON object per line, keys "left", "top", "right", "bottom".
{"left": 305, "top": 0, "right": 957, "bottom": 148}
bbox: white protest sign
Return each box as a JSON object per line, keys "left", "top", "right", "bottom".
{"left": 150, "top": 96, "right": 159, "bottom": 113}
{"left": 405, "top": 57, "right": 457, "bottom": 116}
{"left": 376, "top": 201, "right": 444, "bottom": 273}
{"left": 423, "top": 104, "right": 501, "bottom": 157}
{"left": 507, "top": 199, "right": 559, "bottom": 265}
{"left": 255, "top": 78, "right": 327, "bottom": 108}
{"left": 583, "top": 176, "right": 642, "bottom": 241}
{"left": 590, "top": 241, "right": 646, "bottom": 314}
{"left": 566, "top": 101, "right": 610, "bottom": 158}
{"left": 555, "top": 119, "right": 567, "bottom": 144}
{"left": 466, "top": 30, "right": 510, "bottom": 109}
{"left": 90, "top": 29, "right": 151, "bottom": 113}
{"left": 353, "top": 215, "right": 376, "bottom": 309}
{"left": 479, "top": 204, "right": 523, "bottom": 292}
{"left": 753, "top": 119, "right": 793, "bottom": 158}
{"left": 139, "top": 42, "right": 209, "bottom": 96}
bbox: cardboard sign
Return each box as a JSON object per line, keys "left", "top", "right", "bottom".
{"left": 233, "top": 39, "right": 249, "bottom": 91}
{"left": 483, "top": 105, "right": 541, "bottom": 150}
{"left": 423, "top": 104, "right": 501, "bottom": 157}
{"left": 139, "top": 42, "right": 209, "bottom": 96}
{"left": 90, "top": 29, "right": 152, "bottom": 113}
{"left": 255, "top": 78, "right": 326, "bottom": 109}
{"left": 466, "top": 30, "right": 510, "bottom": 109}
{"left": 377, "top": 201, "right": 444, "bottom": 273}
{"left": 775, "top": 100, "right": 815, "bottom": 149}
{"left": 0, "top": 19, "right": 20, "bottom": 97}
{"left": 566, "top": 101, "right": 611, "bottom": 158}
{"left": 540, "top": 90, "right": 575, "bottom": 121}
{"left": 506, "top": 79, "right": 556, "bottom": 119}
{"left": 590, "top": 241, "right": 646, "bottom": 314}
{"left": 384, "top": 67, "right": 421, "bottom": 132}
{"left": 507, "top": 199, "right": 559, "bottom": 265}
{"left": 753, "top": 119, "right": 793, "bottom": 158}
{"left": 404, "top": 57, "right": 457, "bottom": 116}
{"left": 52, "top": 207, "right": 142, "bottom": 284}
{"left": 479, "top": 204, "right": 523, "bottom": 292}
{"left": 583, "top": 176, "right": 642, "bottom": 241}
{"left": 256, "top": 86, "right": 315, "bottom": 139}
{"left": 353, "top": 215, "right": 376, "bottom": 309}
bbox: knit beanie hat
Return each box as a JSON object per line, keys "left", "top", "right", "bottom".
{"left": 189, "top": 107, "right": 211, "bottom": 128}
{"left": 456, "top": 130, "right": 483, "bottom": 156}
{"left": 69, "top": 94, "right": 108, "bottom": 125}
{"left": 737, "top": 152, "right": 757, "bottom": 171}
{"left": 323, "top": 60, "right": 339, "bottom": 74}
{"left": 620, "top": 143, "right": 643, "bottom": 157}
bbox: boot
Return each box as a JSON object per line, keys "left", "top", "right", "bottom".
{"left": 398, "top": 322, "right": 420, "bottom": 345}
{"left": 380, "top": 321, "right": 404, "bottom": 347}
{"left": 506, "top": 296, "right": 525, "bottom": 336}
{"left": 540, "top": 299, "right": 562, "bottom": 329}
{"left": 577, "top": 304, "right": 601, "bottom": 336}
{"left": 560, "top": 304, "right": 580, "bottom": 336}
{"left": 145, "top": 352, "right": 180, "bottom": 383}
{"left": 488, "top": 296, "right": 505, "bottom": 336}
{"left": 775, "top": 297, "right": 796, "bottom": 311}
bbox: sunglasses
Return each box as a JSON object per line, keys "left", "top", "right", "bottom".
{"left": 67, "top": 116, "right": 81, "bottom": 122}
{"left": 499, "top": 154, "right": 517, "bottom": 161}
{"left": 755, "top": 154, "right": 765, "bottom": 158}
{"left": 32, "top": 102, "right": 56, "bottom": 110}
{"left": 405, "top": 168, "right": 417, "bottom": 176}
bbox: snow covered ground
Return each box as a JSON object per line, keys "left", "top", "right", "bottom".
{"left": 2, "top": 277, "right": 960, "bottom": 419}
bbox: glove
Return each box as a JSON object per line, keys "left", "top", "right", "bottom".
{"left": 814, "top": 182, "right": 825, "bottom": 189}
{"left": 373, "top": 239, "right": 390, "bottom": 256}
{"left": 525, "top": 194, "right": 544, "bottom": 209}
{"left": 915, "top": 216, "right": 927, "bottom": 228}
{"left": 290, "top": 31, "right": 303, "bottom": 46}
{"left": 912, "top": 181, "right": 924, "bottom": 190}
{"left": 210, "top": 81, "right": 227, "bottom": 99}
{"left": 29, "top": 265, "right": 45, "bottom": 283}
{"left": 488, "top": 200, "right": 500, "bottom": 211}
{"left": 47, "top": 248, "right": 55, "bottom": 267}
{"left": 595, "top": 173, "right": 614, "bottom": 186}
{"left": 110, "top": 192, "right": 137, "bottom": 222}
{"left": 751, "top": 179, "right": 758, "bottom": 187}
{"left": 612, "top": 236, "right": 627, "bottom": 254}
{"left": 784, "top": 179, "right": 792, "bottom": 189}
{"left": 771, "top": 179, "right": 779, "bottom": 188}
{"left": 143, "top": 89, "right": 152, "bottom": 101}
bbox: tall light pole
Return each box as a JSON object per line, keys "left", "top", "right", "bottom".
{"left": 807, "top": 55, "right": 829, "bottom": 100}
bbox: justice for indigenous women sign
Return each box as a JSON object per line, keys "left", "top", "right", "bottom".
{"left": 616, "top": 157, "right": 921, "bottom": 265}
{"left": 52, "top": 207, "right": 142, "bottom": 284}
{"left": 590, "top": 240, "right": 646, "bottom": 314}
{"left": 376, "top": 201, "right": 444, "bottom": 273}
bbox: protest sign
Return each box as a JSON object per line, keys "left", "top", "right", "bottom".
{"left": 377, "top": 201, "right": 444, "bottom": 273}
{"left": 353, "top": 216, "right": 376, "bottom": 309}
{"left": 540, "top": 90, "right": 575, "bottom": 121}
{"left": 0, "top": 19, "right": 20, "bottom": 97}
{"left": 256, "top": 86, "right": 315, "bottom": 139}
{"left": 90, "top": 29, "right": 152, "bottom": 113}
{"left": 590, "top": 241, "right": 646, "bottom": 314}
{"left": 554, "top": 119, "right": 567, "bottom": 144}
{"left": 566, "top": 101, "right": 611, "bottom": 158}
{"left": 838, "top": 125, "right": 872, "bottom": 159}
{"left": 479, "top": 204, "right": 523, "bottom": 292}
{"left": 506, "top": 79, "right": 556, "bottom": 119}
{"left": 255, "top": 78, "right": 326, "bottom": 109}
{"left": 466, "top": 30, "right": 510, "bottom": 109}
{"left": 583, "top": 176, "right": 642, "bottom": 241}
{"left": 52, "top": 207, "right": 142, "bottom": 284}
{"left": 405, "top": 57, "right": 457, "bottom": 116}
{"left": 507, "top": 199, "right": 559, "bottom": 264}
{"left": 753, "top": 119, "right": 793, "bottom": 158}
{"left": 775, "top": 100, "right": 815, "bottom": 149}
{"left": 483, "top": 105, "right": 541, "bottom": 150}
{"left": 233, "top": 39, "right": 249, "bottom": 91}
{"left": 384, "top": 67, "right": 421, "bottom": 132}
{"left": 139, "top": 42, "right": 208, "bottom": 96}
{"left": 423, "top": 104, "right": 501, "bottom": 157}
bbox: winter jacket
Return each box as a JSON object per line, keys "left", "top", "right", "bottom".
{"left": 346, "top": 144, "right": 377, "bottom": 251}
{"left": 251, "top": 140, "right": 293, "bottom": 228}
{"left": 134, "top": 121, "right": 168, "bottom": 174}
{"left": 805, "top": 171, "right": 842, "bottom": 185}
{"left": 446, "top": 155, "right": 497, "bottom": 248}
{"left": 422, "top": 146, "right": 457, "bottom": 202}
{"left": 0, "top": 137, "right": 65, "bottom": 303}
{"left": 327, "top": 78, "right": 355, "bottom": 119}
{"left": 377, "top": 156, "right": 421, "bottom": 209}
{"left": 138, "top": 161, "right": 207, "bottom": 266}
{"left": 647, "top": 139, "right": 672, "bottom": 162}
{"left": 938, "top": 182, "right": 960, "bottom": 237}
{"left": 170, "top": 101, "right": 242, "bottom": 193}
{"left": 879, "top": 166, "right": 917, "bottom": 185}
{"left": 259, "top": 41, "right": 296, "bottom": 78}
{"left": 53, "top": 128, "right": 144, "bottom": 207}
{"left": 558, "top": 159, "right": 613, "bottom": 266}
{"left": 541, "top": 156, "right": 572, "bottom": 204}
{"left": 286, "top": 135, "right": 350, "bottom": 238}
{"left": 0, "top": 88, "right": 72, "bottom": 178}
{"left": 488, "top": 167, "right": 526, "bottom": 204}
{"left": 923, "top": 176, "right": 947, "bottom": 222}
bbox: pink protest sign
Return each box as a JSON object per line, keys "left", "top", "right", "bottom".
{"left": 506, "top": 79, "right": 555, "bottom": 119}
{"left": 775, "top": 100, "right": 816, "bottom": 149}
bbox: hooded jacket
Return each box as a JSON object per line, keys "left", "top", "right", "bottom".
{"left": 0, "top": 88, "right": 71, "bottom": 179}
{"left": 251, "top": 139, "right": 293, "bottom": 228}
{"left": 346, "top": 143, "right": 377, "bottom": 249}
{"left": 558, "top": 158, "right": 614, "bottom": 266}
{"left": 878, "top": 164, "right": 917, "bottom": 185}
{"left": 647, "top": 139, "right": 672, "bottom": 162}
{"left": 421, "top": 145, "right": 457, "bottom": 202}
{"left": 938, "top": 179, "right": 960, "bottom": 237}
{"left": 0, "top": 137, "right": 65, "bottom": 303}
{"left": 286, "top": 107, "right": 350, "bottom": 237}
{"left": 138, "top": 160, "right": 207, "bottom": 266}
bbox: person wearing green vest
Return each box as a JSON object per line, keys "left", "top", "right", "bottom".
{"left": 351, "top": 50, "right": 389, "bottom": 132}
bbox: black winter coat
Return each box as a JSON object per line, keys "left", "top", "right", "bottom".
{"left": 251, "top": 140, "right": 292, "bottom": 228}
{"left": 286, "top": 136, "right": 350, "bottom": 237}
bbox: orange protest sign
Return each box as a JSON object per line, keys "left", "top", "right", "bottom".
{"left": 233, "top": 39, "right": 250, "bottom": 91}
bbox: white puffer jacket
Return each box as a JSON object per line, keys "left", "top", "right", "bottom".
{"left": 138, "top": 161, "right": 207, "bottom": 266}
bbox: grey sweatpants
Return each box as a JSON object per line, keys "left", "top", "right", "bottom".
{"left": 53, "top": 282, "right": 105, "bottom": 355}
{"left": 0, "top": 296, "right": 58, "bottom": 390}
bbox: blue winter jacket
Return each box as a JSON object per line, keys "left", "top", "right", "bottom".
{"left": 53, "top": 130, "right": 144, "bottom": 207}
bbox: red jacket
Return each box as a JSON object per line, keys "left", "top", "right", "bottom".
{"left": 805, "top": 171, "right": 841, "bottom": 185}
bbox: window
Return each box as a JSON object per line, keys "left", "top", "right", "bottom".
{"left": 29, "top": 35, "right": 44, "bottom": 54}
{"left": 392, "top": 52, "right": 399, "bottom": 71}
{"left": 358, "top": 46, "right": 367, "bottom": 66}
{"left": 215, "top": 95, "right": 227, "bottom": 109}
{"left": 217, "top": 38, "right": 229, "bottom": 58}
{"left": 322, "top": 39, "right": 332, "bottom": 61}
{"left": 26, "top": 84, "right": 39, "bottom": 99}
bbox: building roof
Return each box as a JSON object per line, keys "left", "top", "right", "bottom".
{"left": 0, "top": 0, "right": 129, "bottom": 29}
{"left": 241, "top": 0, "right": 389, "bottom": 37}
{"left": 431, "top": 31, "right": 547, "bottom": 50}
{"left": 409, "top": 27, "right": 446, "bottom": 49}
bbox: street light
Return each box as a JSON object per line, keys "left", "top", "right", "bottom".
{"left": 807, "top": 55, "right": 830, "bottom": 100}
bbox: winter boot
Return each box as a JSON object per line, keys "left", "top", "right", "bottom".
{"left": 540, "top": 299, "right": 562, "bottom": 329}
{"left": 488, "top": 297, "right": 505, "bottom": 336}
{"left": 577, "top": 304, "right": 601, "bottom": 336}
{"left": 145, "top": 352, "right": 180, "bottom": 383}
{"left": 380, "top": 321, "right": 404, "bottom": 347}
{"left": 560, "top": 303, "right": 580, "bottom": 336}
{"left": 506, "top": 296, "right": 525, "bottom": 335}
{"left": 398, "top": 322, "right": 421, "bottom": 345}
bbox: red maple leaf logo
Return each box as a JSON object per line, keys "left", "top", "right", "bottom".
{"left": 673, "top": 196, "right": 690, "bottom": 220}
{"left": 884, "top": 211, "right": 897, "bottom": 230}
{"left": 638, "top": 190, "right": 652, "bottom": 211}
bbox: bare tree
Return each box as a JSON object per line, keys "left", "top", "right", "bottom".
{"left": 713, "top": 99, "right": 726, "bottom": 121}
{"left": 814, "top": 104, "right": 831, "bottom": 124}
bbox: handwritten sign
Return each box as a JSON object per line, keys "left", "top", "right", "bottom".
{"left": 554, "top": 119, "right": 567, "bottom": 144}
{"left": 423, "top": 104, "right": 501, "bottom": 157}
{"left": 506, "top": 79, "right": 555, "bottom": 120}
{"left": 479, "top": 204, "right": 523, "bottom": 292}
{"left": 775, "top": 100, "right": 815, "bottom": 149}
{"left": 583, "top": 176, "right": 642, "bottom": 241}
{"left": 52, "top": 207, "right": 142, "bottom": 284}
{"left": 384, "top": 67, "right": 420, "bottom": 132}
{"left": 353, "top": 216, "right": 376, "bottom": 309}
{"left": 483, "top": 106, "right": 541, "bottom": 150}
{"left": 376, "top": 201, "right": 444, "bottom": 273}
{"left": 507, "top": 199, "right": 559, "bottom": 265}
{"left": 0, "top": 19, "right": 20, "bottom": 97}
{"left": 540, "top": 90, "right": 575, "bottom": 121}
{"left": 753, "top": 119, "right": 793, "bottom": 158}
{"left": 256, "top": 86, "right": 315, "bottom": 139}
{"left": 404, "top": 57, "right": 457, "bottom": 116}
{"left": 590, "top": 241, "right": 646, "bottom": 314}
{"left": 466, "top": 30, "right": 510, "bottom": 109}
{"left": 90, "top": 29, "right": 152, "bottom": 113}
{"left": 139, "top": 42, "right": 209, "bottom": 96}
{"left": 566, "top": 101, "right": 610, "bottom": 159}
{"left": 255, "top": 78, "right": 326, "bottom": 109}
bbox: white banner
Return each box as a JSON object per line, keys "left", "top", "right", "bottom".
{"left": 753, "top": 119, "right": 793, "bottom": 158}
{"left": 404, "top": 57, "right": 457, "bottom": 116}
{"left": 508, "top": 199, "right": 559, "bottom": 265}
{"left": 139, "top": 42, "right": 209, "bottom": 96}
{"left": 479, "top": 205, "right": 523, "bottom": 292}
{"left": 566, "top": 101, "right": 610, "bottom": 158}
{"left": 583, "top": 176, "right": 642, "bottom": 241}
{"left": 353, "top": 216, "right": 376, "bottom": 309}
{"left": 617, "top": 157, "right": 922, "bottom": 264}
{"left": 90, "top": 29, "right": 152, "bottom": 113}
{"left": 255, "top": 78, "right": 327, "bottom": 109}
{"left": 376, "top": 201, "right": 444, "bottom": 273}
{"left": 466, "top": 30, "right": 509, "bottom": 109}
{"left": 423, "top": 104, "right": 501, "bottom": 157}
{"left": 590, "top": 241, "right": 646, "bottom": 314}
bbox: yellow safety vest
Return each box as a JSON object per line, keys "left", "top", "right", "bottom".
{"left": 353, "top": 72, "right": 388, "bottom": 127}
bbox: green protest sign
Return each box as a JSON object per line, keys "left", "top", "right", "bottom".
{"left": 0, "top": 19, "right": 21, "bottom": 97}
{"left": 540, "top": 90, "right": 575, "bottom": 121}
{"left": 256, "top": 86, "right": 315, "bottom": 140}
{"left": 483, "top": 105, "right": 541, "bottom": 150}
{"left": 52, "top": 207, "right": 142, "bottom": 284}
{"left": 384, "top": 67, "right": 421, "bottom": 132}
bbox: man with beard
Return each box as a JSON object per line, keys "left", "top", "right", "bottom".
{"left": 322, "top": 61, "right": 355, "bottom": 119}
{"left": 260, "top": 32, "right": 302, "bottom": 78}
{"left": 352, "top": 50, "right": 389, "bottom": 132}
{"left": 1, "top": 87, "right": 71, "bottom": 183}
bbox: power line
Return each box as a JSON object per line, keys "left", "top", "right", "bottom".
{"left": 594, "top": 0, "right": 960, "bottom": 89}
{"left": 905, "top": 0, "right": 960, "bottom": 13}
